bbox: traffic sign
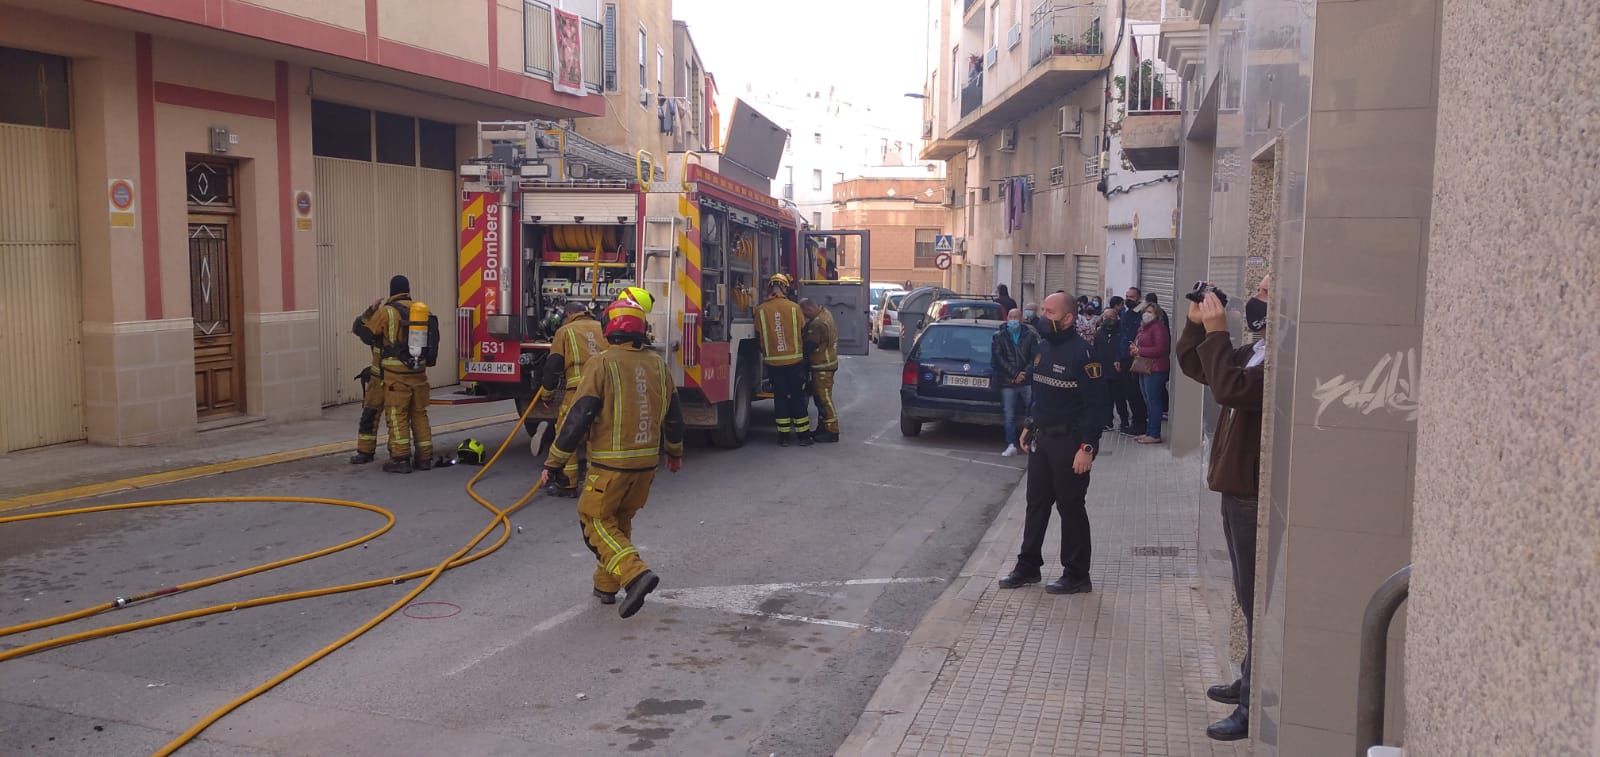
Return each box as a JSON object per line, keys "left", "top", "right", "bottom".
{"left": 934, "top": 252, "right": 952, "bottom": 270}
{"left": 934, "top": 234, "right": 953, "bottom": 254}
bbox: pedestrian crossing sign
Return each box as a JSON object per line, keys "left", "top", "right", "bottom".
{"left": 934, "top": 235, "right": 954, "bottom": 254}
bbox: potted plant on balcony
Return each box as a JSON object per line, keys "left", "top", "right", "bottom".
{"left": 1118, "top": 60, "right": 1170, "bottom": 110}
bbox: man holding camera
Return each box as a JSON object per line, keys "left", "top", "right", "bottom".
{"left": 1175, "top": 276, "right": 1270, "bottom": 742}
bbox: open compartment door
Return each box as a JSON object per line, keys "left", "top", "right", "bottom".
{"left": 799, "top": 230, "right": 871, "bottom": 356}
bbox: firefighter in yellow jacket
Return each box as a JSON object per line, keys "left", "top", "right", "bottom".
{"left": 539, "top": 301, "right": 605, "bottom": 497}
{"left": 348, "top": 297, "right": 390, "bottom": 464}
{"left": 539, "top": 296, "right": 685, "bottom": 618}
{"left": 799, "top": 298, "right": 841, "bottom": 443}
{"left": 364, "top": 275, "right": 432, "bottom": 474}
{"left": 755, "top": 273, "right": 812, "bottom": 447}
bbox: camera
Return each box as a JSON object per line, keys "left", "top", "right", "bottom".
{"left": 1184, "top": 281, "right": 1229, "bottom": 306}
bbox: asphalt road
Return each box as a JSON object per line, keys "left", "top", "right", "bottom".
{"left": 0, "top": 347, "right": 1023, "bottom": 756}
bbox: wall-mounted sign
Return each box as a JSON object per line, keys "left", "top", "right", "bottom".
{"left": 108, "top": 179, "right": 136, "bottom": 228}
{"left": 294, "top": 190, "right": 313, "bottom": 230}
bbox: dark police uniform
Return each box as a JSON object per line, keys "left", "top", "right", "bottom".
{"left": 1014, "top": 325, "right": 1108, "bottom": 587}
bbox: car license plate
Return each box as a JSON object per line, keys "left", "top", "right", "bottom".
{"left": 944, "top": 374, "right": 989, "bottom": 388}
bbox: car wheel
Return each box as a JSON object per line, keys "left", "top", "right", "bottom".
{"left": 883, "top": 337, "right": 898, "bottom": 349}
{"left": 899, "top": 410, "right": 922, "bottom": 437}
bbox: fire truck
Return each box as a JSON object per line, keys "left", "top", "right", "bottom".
{"left": 455, "top": 109, "right": 871, "bottom": 447}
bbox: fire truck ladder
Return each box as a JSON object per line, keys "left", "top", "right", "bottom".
{"left": 476, "top": 120, "right": 658, "bottom": 184}
{"left": 641, "top": 215, "right": 678, "bottom": 366}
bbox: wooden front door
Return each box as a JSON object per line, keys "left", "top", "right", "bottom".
{"left": 187, "top": 157, "right": 244, "bottom": 419}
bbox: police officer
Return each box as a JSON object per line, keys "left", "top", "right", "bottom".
{"left": 798, "top": 297, "right": 840, "bottom": 443}
{"left": 998, "top": 292, "right": 1108, "bottom": 594}
{"left": 349, "top": 296, "right": 391, "bottom": 464}
{"left": 755, "top": 273, "right": 811, "bottom": 447}
{"left": 539, "top": 296, "right": 685, "bottom": 619}
{"left": 539, "top": 300, "right": 605, "bottom": 497}
{"left": 363, "top": 275, "right": 433, "bottom": 474}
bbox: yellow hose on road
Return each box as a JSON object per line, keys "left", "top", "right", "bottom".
{"left": 0, "top": 389, "right": 550, "bottom": 756}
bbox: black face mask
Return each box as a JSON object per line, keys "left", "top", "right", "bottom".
{"left": 1246, "top": 297, "right": 1268, "bottom": 334}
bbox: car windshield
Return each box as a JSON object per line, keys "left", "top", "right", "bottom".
{"left": 936, "top": 303, "right": 1002, "bottom": 321}
{"left": 885, "top": 293, "right": 905, "bottom": 310}
{"left": 915, "top": 326, "right": 993, "bottom": 364}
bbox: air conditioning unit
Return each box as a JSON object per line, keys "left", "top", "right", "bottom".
{"left": 923, "top": 120, "right": 934, "bottom": 140}
{"left": 942, "top": 187, "right": 957, "bottom": 206}
{"left": 998, "top": 127, "right": 1017, "bottom": 152}
{"left": 1057, "top": 105, "right": 1082, "bottom": 136}
{"left": 1049, "top": 165, "right": 1065, "bottom": 186}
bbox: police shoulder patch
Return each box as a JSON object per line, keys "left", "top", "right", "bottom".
{"left": 1084, "top": 362, "right": 1103, "bottom": 379}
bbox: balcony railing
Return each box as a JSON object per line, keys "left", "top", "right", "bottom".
{"left": 961, "top": 74, "right": 984, "bottom": 118}
{"left": 1160, "top": 0, "right": 1193, "bottom": 21}
{"left": 1123, "top": 33, "right": 1182, "bottom": 114}
{"left": 1028, "top": 4, "right": 1104, "bottom": 67}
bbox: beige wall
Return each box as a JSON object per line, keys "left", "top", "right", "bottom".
{"left": 248, "top": 0, "right": 366, "bottom": 32}
{"left": 1404, "top": 0, "right": 1600, "bottom": 752}
{"left": 573, "top": 0, "right": 674, "bottom": 160}
{"left": 380, "top": 0, "right": 490, "bottom": 64}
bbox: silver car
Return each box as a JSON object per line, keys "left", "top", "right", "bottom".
{"left": 872, "top": 289, "right": 909, "bottom": 348}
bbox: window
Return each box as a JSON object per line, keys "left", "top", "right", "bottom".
{"left": 835, "top": 172, "right": 845, "bottom": 183}
{"left": 811, "top": 212, "right": 823, "bottom": 228}
{"left": 637, "top": 27, "right": 647, "bottom": 102}
{"left": 311, "top": 100, "right": 372, "bottom": 160}
{"left": 0, "top": 47, "right": 70, "bottom": 128}
{"left": 656, "top": 47, "right": 663, "bottom": 96}
{"left": 812, "top": 170, "right": 823, "bottom": 191}
{"left": 602, "top": 4, "right": 618, "bottom": 90}
{"left": 374, "top": 110, "right": 416, "bottom": 166}
{"left": 950, "top": 47, "right": 959, "bottom": 100}
{"left": 813, "top": 132, "right": 822, "bottom": 144}
{"left": 419, "top": 119, "right": 456, "bottom": 170}
{"left": 914, "top": 229, "right": 940, "bottom": 267}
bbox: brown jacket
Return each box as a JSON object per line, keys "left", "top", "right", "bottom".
{"left": 542, "top": 312, "right": 605, "bottom": 390}
{"left": 803, "top": 308, "right": 839, "bottom": 371}
{"left": 1175, "top": 321, "right": 1263, "bottom": 496}
{"left": 755, "top": 294, "right": 805, "bottom": 367}
{"left": 546, "top": 342, "right": 685, "bottom": 471}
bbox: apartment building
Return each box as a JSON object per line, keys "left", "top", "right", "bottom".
{"left": 830, "top": 175, "right": 948, "bottom": 287}
{"left": 0, "top": 0, "right": 636, "bottom": 452}
{"left": 1138, "top": 0, "right": 1599, "bottom": 752}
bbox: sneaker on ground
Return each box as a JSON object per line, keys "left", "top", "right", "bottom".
{"left": 1002, "top": 444, "right": 1018, "bottom": 457}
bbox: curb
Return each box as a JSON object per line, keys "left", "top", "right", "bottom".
{"left": 837, "top": 474, "right": 1030, "bottom": 755}
{"left": 0, "top": 413, "right": 521, "bottom": 514}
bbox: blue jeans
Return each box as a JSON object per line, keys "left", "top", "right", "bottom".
{"left": 1140, "top": 371, "right": 1168, "bottom": 438}
{"left": 1001, "top": 384, "right": 1032, "bottom": 447}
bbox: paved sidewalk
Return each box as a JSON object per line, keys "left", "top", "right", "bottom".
{"left": 842, "top": 432, "right": 1249, "bottom": 756}
{"left": 0, "top": 386, "right": 517, "bottom": 503}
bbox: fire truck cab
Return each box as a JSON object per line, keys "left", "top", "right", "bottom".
{"left": 456, "top": 107, "right": 871, "bottom": 448}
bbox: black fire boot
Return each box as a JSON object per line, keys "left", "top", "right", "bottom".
{"left": 1207, "top": 679, "right": 1242, "bottom": 705}
{"left": 797, "top": 433, "right": 815, "bottom": 447}
{"left": 382, "top": 458, "right": 413, "bottom": 474}
{"left": 997, "top": 571, "right": 1042, "bottom": 589}
{"left": 544, "top": 484, "right": 579, "bottom": 499}
{"left": 812, "top": 430, "right": 840, "bottom": 443}
{"left": 619, "top": 570, "right": 660, "bottom": 619}
{"left": 1045, "top": 575, "right": 1093, "bottom": 595}
{"left": 413, "top": 455, "right": 434, "bottom": 471}
{"left": 778, "top": 432, "right": 792, "bottom": 447}
{"left": 349, "top": 452, "right": 375, "bottom": 465}
{"left": 593, "top": 588, "right": 617, "bottom": 605}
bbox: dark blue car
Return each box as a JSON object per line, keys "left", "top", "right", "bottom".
{"left": 899, "top": 319, "right": 1006, "bottom": 436}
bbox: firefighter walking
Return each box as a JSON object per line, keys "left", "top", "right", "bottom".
{"left": 363, "top": 275, "right": 433, "bottom": 474}
{"left": 540, "top": 296, "right": 685, "bottom": 618}
{"left": 348, "top": 298, "right": 391, "bottom": 464}
{"left": 756, "top": 273, "right": 812, "bottom": 447}
{"left": 539, "top": 301, "right": 605, "bottom": 497}
{"left": 799, "top": 298, "right": 841, "bottom": 442}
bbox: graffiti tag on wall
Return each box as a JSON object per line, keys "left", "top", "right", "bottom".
{"left": 1312, "top": 348, "right": 1421, "bottom": 429}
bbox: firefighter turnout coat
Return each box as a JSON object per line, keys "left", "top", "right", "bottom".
{"left": 756, "top": 294, "right": 806, "bottom": 367}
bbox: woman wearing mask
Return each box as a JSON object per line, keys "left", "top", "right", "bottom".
{"left": 1129, "top": 304, "right": 1171, "bottom": 443}
{"left": 991, "top": 308, "right": 1041, "bottom": 457}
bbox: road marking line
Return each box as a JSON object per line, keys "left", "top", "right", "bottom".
{"left": 649, "top": 577, "right": 940, "bottom": 637}
{"left": 446, "top": 600, "right": 591, "bottom": 677}
{"left": 0, "top": 413, "right": 520, "bottom": 513}
{"left": 862, "top": 438, "right": 1026, "bottom": 470}
{"left": 841, "top": 480, "right": 913, "bottom": 490}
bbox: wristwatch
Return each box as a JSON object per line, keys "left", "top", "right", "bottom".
{"left": 1079, "top": 443, "right": 1096, "bottom": 455}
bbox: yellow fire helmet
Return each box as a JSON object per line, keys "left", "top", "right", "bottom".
{"left": 618, "top": 286, "right": 654, "bottom": 313}
{"left": 767, "top": 272, "right": 793, "bottom": 291}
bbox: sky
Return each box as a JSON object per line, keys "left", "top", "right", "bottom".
{"left": 671, "top": 0, "right": 931, "bottom": 131}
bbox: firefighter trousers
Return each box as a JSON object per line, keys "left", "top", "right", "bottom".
{"left": 767, "top": 363, "right": 810, "bottom": 435}
{"left": 811, "top": 369, "right": 840, "bottom": 433}
{"left": 355, "top": 374, "right": 386, "bottom": 455}
{"left": 578, "top": 466, "right": 656, "bottom": 593}
{"left": 384, "top": 371, "right": 432, "bottom": 462}
{"left": 554, "top": 390, "right": 584, "bottom": 490}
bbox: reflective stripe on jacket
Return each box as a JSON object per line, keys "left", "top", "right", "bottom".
{"left": 756, "top": 295, "right": 805, "bottom": 367}
{"left": 544, "top": 312, "right": 605, "bottom": 389}
{"left": 803, "top": 308, "right": 839, "bottom": 371}
{"left": 365, "top": 294, "right": 422, "bottom": 375}
{"left": 546, "top": 342, "right": 686, "bottom": 471}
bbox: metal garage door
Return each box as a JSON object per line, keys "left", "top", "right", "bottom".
{"left": 1138, "top": 256, "right": 1176, "bottom": 309}
{"left": 316, "top": 158, "right": 458, "bottom": 405}
{"left": 1, "top": 118, "right": 84, "bottom": 451}
{"left": 1043, "top": 254, "right": 1068, "bottom": 295}
{"left": 1019, "top": 253, "right": 1038, "bottom": 304}
{"left": 1074, "top": 254, "right": 1101, "bottom": 299}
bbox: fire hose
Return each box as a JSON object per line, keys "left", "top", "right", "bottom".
{"left": 0, "top": 389, "right": 550, "bottom": 756}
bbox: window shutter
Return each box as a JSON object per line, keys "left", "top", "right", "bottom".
{"left": 602, "top": 4, "right": 618, "bottom": 91}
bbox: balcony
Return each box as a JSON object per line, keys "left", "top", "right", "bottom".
{"left": 1118, "top": 33, "right": 1183, "bottom": 171}
{"left": 961, "top": 74, "right": 984, "bottom": 119}
{"left": 938, "top": 5, "right": 1107, "bottom": 142}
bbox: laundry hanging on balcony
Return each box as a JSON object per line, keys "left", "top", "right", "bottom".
{"left": 1004, "top": 176, "right": 1031, "bottom": 234}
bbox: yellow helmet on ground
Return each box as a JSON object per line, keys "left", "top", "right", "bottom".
{"left": 618, "top": 286, "right": 654, "bottom": 313}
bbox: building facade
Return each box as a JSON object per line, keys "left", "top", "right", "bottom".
{"left": 1142, "top": 0, "right": 1599, "bottom": 752}
{"left": 0, "top": 0, "right": 618, "bottom": 452}
{"left": 830, "top": 176, "right": 947, "bottom": 287}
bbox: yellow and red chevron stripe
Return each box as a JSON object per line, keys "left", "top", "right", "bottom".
{"left": 457, "top": 193, "right": 489, "bottom": 375}
{"left": 677, "top": 194, "right": 702, "bottom": 390}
